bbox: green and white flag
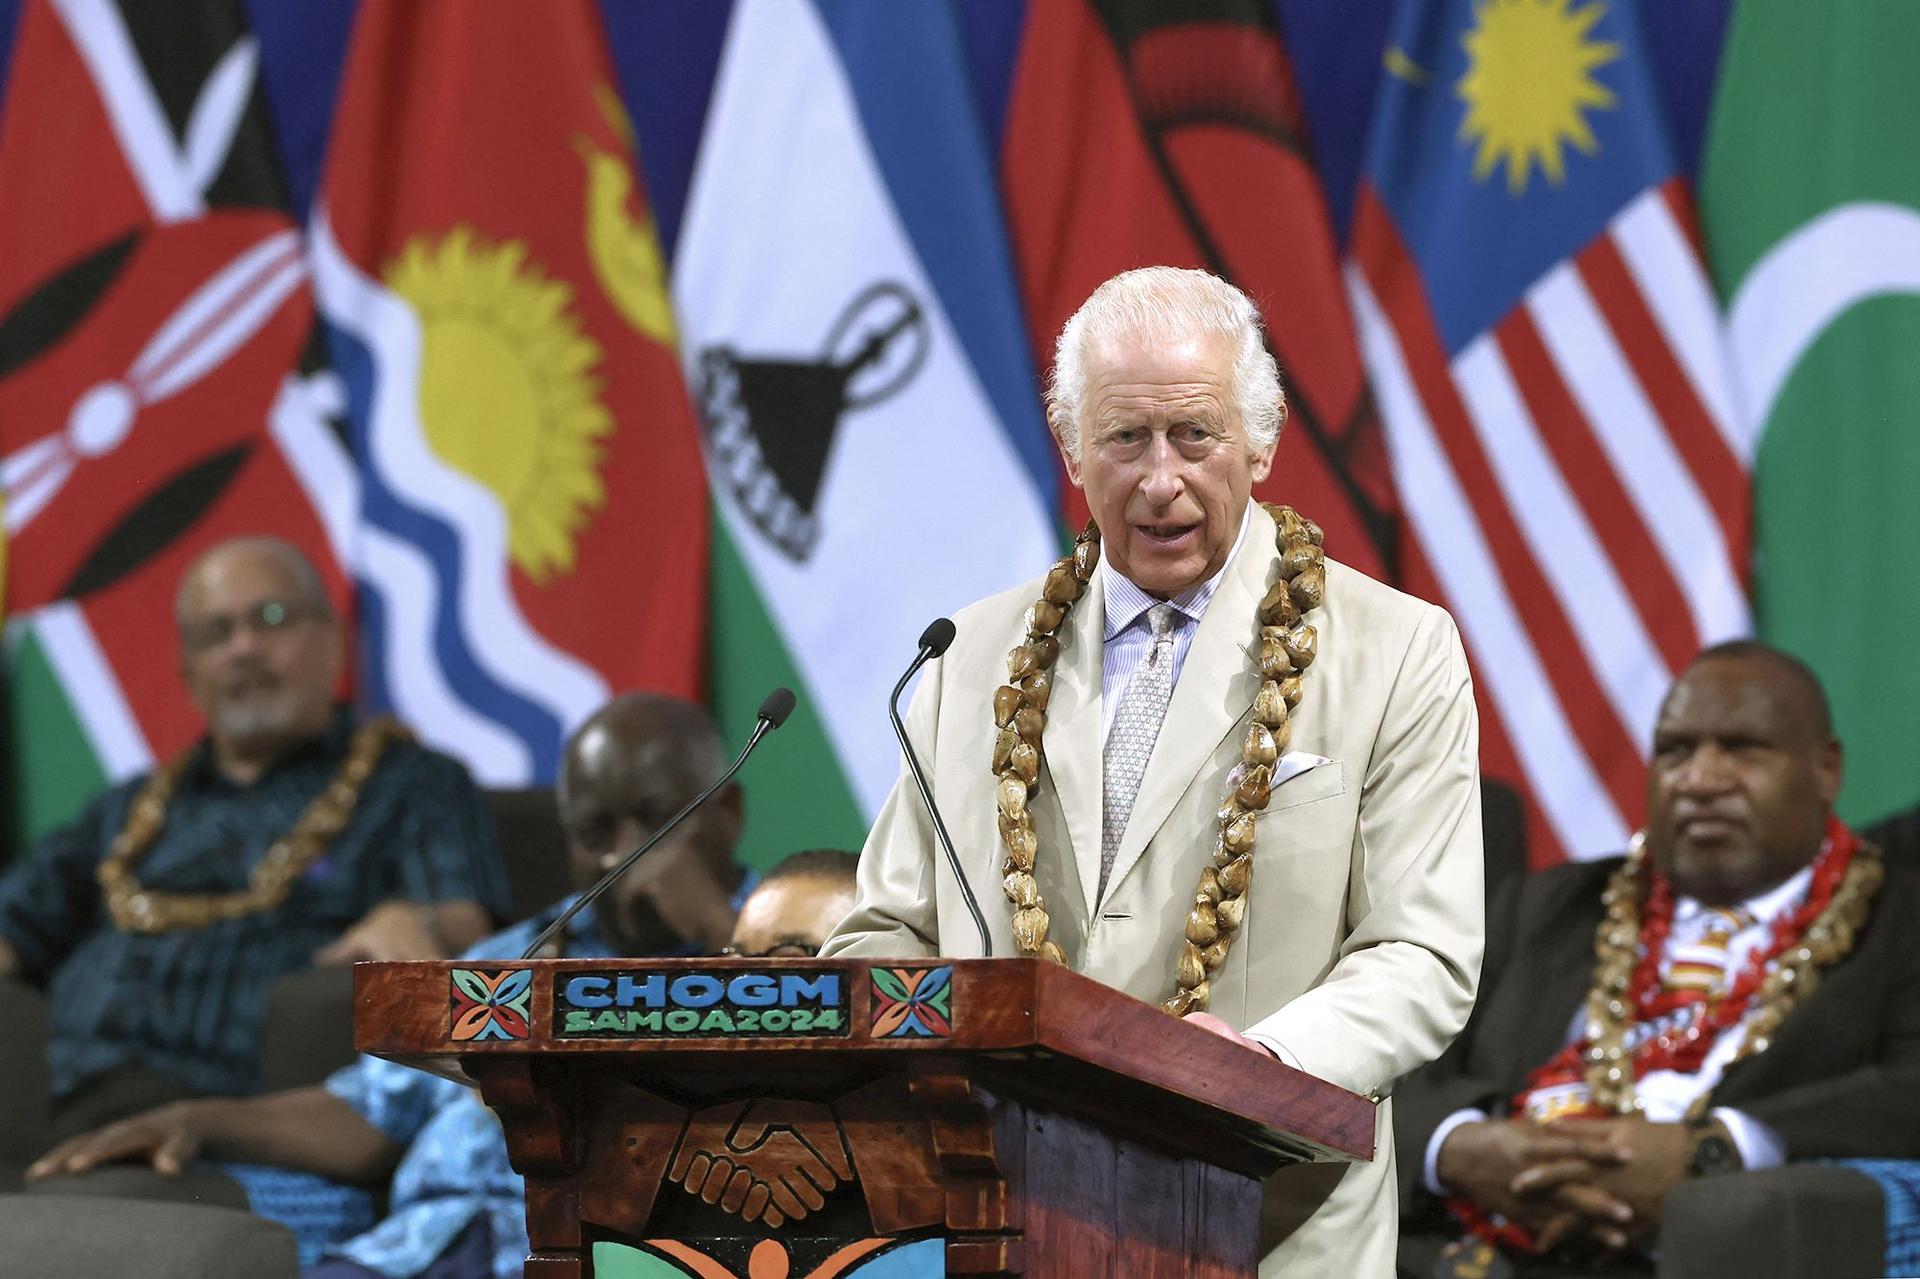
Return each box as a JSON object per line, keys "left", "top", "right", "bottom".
{"left": 673, "top": 0, "right": 1059, "bottom": 866}
{"left": 1702, "top": 3, "right": 1920, "bottom": 824}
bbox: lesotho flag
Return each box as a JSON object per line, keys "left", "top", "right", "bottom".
{"left": 312, "top": 1, "right": 709, "bottom": 785}
{"left": 673, "top": 0, "right": 1057, "bottom": 860}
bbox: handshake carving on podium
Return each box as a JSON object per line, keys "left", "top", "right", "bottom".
{"left": 666, "top": 1098, "right": 857, "bottom": 1227}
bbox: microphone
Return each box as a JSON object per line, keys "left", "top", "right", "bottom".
{"left": 519, "top": 687, "right": 797, "bottom": 960}
{"left": 889, "top": 618, "right": 992, "bottom": 958}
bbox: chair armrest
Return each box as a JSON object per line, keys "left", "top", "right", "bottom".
{"left": 1659, "top": 1164, "right": 1885, "bottom": 1279}
{"left": 0, "top": 1194, "right": 297, "bottom": 1278}
{"left": 261, "top": 965, "right": 358, "bottom": 1091}
{"left": 0, "top": 977, "right": 52, "bottom": 1180}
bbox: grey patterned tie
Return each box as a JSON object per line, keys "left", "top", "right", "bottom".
{"left": 1100, "top": 603, "right": 1178, "bottom": 901}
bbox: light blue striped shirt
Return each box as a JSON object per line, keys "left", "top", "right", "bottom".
{"left": 1099, "top": 505, "right": 1252, "bottom": 737}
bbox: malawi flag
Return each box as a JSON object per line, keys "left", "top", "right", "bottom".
{"left": 673, "top": 0, "right": 1057, "bottom": 866}
{"left": 1349, "top": 0, "right": 1750, "bottom": 862}
{"left": 1000, "top": 0, "right": 1400, "bottom": 579}
{"left": 1702, "top": 3, "right": 1920, "bottom": 826}
{"left": 0, "top": 0, "right": 347, "bottom": 853}
{"left": 314, "top": 0, "right": 708, "bottom": 785}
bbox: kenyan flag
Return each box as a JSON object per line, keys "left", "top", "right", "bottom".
{"left": 1702, "top": 3, "right": 1920, "bottom": 824}
{"left": 0, "top": 0, "right": 349, "bottom": 858}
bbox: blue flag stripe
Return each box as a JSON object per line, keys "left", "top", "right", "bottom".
{"left": 812, "top": 0, "right": 1058, "bottom": 506}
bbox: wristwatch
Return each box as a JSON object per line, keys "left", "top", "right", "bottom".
{"left": 1685, "top": 1119, "right": 1743, "bottom": 1177}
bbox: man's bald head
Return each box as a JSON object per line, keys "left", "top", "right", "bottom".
{"left": 1680, "top": 640, "right": 1832, "bottom": 740}
{"left": 557, "top": 694, "right": 742, "bottom": 955}
{"left": 175, "top": 537, "right": 333, "bottom": 629}
{"left": 559, "top": 694, "right": 727, "bottom": 817}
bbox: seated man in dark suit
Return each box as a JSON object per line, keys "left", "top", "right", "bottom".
{"left": 0, "top": 537, "right": 508, "bottom": 1140}
{"left": 1396, "top": 640, "right": 1920, "bottom": 1277}
{"left": 26, "top": 693, "right": 784, "bottom": 1279}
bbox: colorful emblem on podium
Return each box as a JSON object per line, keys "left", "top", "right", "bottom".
{"left": 593, "top": 1236, "right": 943, "bottom": 1278}
{"left": 449, "top": 967, "right": 534, "bottom": 1041}
{"left": 869, "top": 966, "right": 952, "bottom": 1039}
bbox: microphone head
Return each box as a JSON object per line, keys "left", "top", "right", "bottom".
{"left": 757, "top": 686, "right": 797, "bottom": 729}
{"left": 918, "top": 617, "right": 957, "bottom": 658}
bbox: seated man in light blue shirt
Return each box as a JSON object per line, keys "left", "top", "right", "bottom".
{"left": 29, "top": 692, "right": 752, "bottom": 1278}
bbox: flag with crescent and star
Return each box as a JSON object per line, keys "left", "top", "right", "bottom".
{"left": 1703, "top": 2, "right": 1920, "bottom": 828}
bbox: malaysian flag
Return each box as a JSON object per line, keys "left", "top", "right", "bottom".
{"left": 1346, "top": 0, "right": 1749, "bottom": 863}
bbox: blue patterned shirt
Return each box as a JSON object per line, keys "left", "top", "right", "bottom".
{"left": 0, "top": 709, "right": 510, "bottom": 1099}
{"left": 231, "top": 881, "right": 755, "bottom": 1278}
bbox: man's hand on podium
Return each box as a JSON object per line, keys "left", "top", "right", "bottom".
{"left": 1183, "top": 1011, "right": 1279, "bottom": 1059}
{"left": 668, "top": 1098, "right": 854, "bottom": 1226}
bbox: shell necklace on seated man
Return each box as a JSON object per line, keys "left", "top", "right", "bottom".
{"left": 988, "top": 502, "right": 1328, "bottom": 1015}
{"left": 99, "top": 718, "right": 408, "bottom": 933}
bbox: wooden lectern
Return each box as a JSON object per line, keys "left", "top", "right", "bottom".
{"left": 354, "top": 957, "right": 1372, "bottom": 1278}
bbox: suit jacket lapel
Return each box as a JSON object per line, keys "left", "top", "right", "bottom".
{"left": 1041, "top": 566, "right": 1103, "bottom": 923}
{"left": 1100, "top": 505, "right": 1275, "bottom": 906}
{"left": 1506, "top": 892, "right": 1605, "bottom": 1089}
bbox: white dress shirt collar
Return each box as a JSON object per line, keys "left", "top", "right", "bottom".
{"left": 1099, "top": 502, "right": 1253, "bottom": 640}
{"left": 1671, "top": 862, "right": 1814, "bottom": 932}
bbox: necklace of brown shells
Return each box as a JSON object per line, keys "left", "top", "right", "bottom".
{"left": 99, "top": 717, "right": 407, "bottom": 934}
{"left": 1575, "top": 830, "right": 1881, "bottom": 1115}
{"left": 991, "top": 503, "right": 1327, "bottom": 1015}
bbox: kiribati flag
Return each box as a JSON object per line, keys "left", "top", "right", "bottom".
{"left": 1348, "top": 0, "right": 1750, "bottom": 862}
{"left": 313, "top": 1, "right": 709, "bottom": 784}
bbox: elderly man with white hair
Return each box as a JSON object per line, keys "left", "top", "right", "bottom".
{"left": 824, "top": 266, "right": 1485, "bottom": 1274}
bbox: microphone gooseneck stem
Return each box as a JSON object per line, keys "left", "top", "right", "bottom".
{"left": 518, "top": 714, "right": 776, "bottom": 961}
{"left": 889, "top": 651, "right": 993, "bottom": 958}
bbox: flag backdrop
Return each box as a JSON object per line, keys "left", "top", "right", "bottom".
{"left": 9, "top": 0, "right": 1919, "bottom": 872}
{"left": 674, "top": 0, "right": 1056, "bottom": 848}
{"left": 1702, "top": 1, "right": 1920, "bottom": 826}
{"left": 0, "top": 0, "right": 346, "bottom": 851}
{"left": 1347, "top": 0, "right": 1750, "bottom": 862}
{"left": 313, "top": 0, "right": 707, "bottom": 786}
{"left": 1002, "top": 0, "right": 1401, "bottom": 578}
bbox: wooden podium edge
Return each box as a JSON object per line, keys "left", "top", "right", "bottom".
{"left": 353, "top": 956, "right": 1374, "bottom": 1168}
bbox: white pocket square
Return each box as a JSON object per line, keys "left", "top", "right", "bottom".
{"left": 1271, "top": 751, "right": 1333, "bottom": 786}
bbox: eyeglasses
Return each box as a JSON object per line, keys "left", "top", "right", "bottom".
{"left": 180, "top": 599, "right": 326, "bottom": 653}
{"left": 718, "top": 939, "right": 822, "bottom": 959}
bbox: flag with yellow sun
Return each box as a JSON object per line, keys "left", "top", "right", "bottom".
{"left": 311, "top": 1, "right": 707, "bottom": 784}
{"left": 1348, "top": 0, "right": 1750, "bottom": 863}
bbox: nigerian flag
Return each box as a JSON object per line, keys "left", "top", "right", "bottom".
{"left": 1702, "top": 3, "right": 1920, "bottom": 826}
{"left": 674, "top": 0, "right": 1058, "bottom": 866}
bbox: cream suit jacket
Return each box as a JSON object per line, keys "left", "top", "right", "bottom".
{"left": 821, "top": 504, "right": 1484, "bottom": 1276}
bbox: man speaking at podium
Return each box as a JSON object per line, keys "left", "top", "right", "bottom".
{"left": 822, "top": 267, "right": 1484, "bottom": 1275}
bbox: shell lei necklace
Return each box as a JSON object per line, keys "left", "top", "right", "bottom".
{"left": 1543, "top": 815, "right": 1878, "bottom": 1116}
{"left": 989, "top": 503, "right": 1328, "bottom": 1015}
{"left": 99, "top": 717, "right": 407, "bottom": 933}
{"left": 1449, "top": 817, "right": 1882, "bottom": 1256}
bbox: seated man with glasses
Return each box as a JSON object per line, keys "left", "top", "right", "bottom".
{"left": 27, "top": 693, "right": 794, "bottom": 1279}
{"left": 0, "top": 536, "right": 509, "bottom": 1140}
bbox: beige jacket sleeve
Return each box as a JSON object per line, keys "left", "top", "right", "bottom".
{"left": 1247, "top": 603, "right": 1485, "bottom": 1098}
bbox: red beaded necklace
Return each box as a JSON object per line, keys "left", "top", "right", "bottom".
{"left": 1448, "top": 818, "right": 1864, "bottom": 1256}
{"left": 1524, "top": 821, "right": 1854, "bottom": 1101}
